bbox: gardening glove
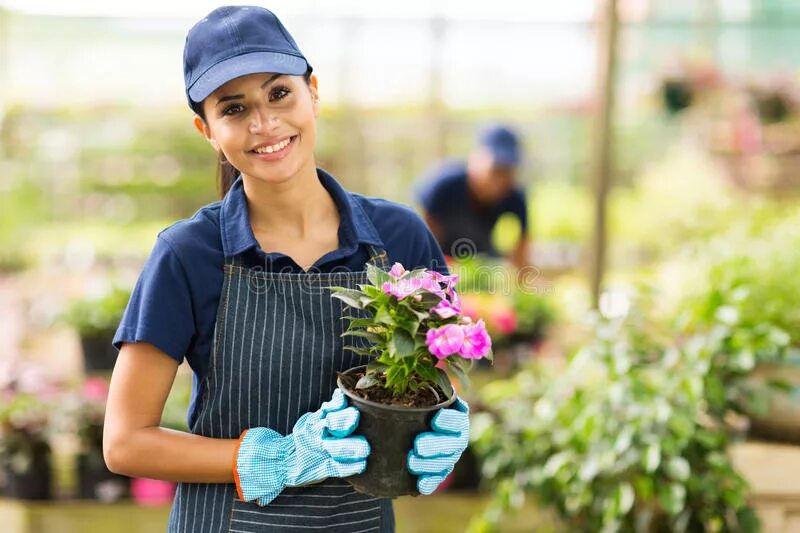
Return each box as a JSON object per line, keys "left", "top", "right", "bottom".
{"left": 234, "top": 389, "right": 370, "bottom": 506}
{"left": 407, "top": 396, "right": 470, "bottom": 495}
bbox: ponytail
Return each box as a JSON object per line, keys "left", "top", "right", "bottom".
{"left": 217, "top": 155, "right": 239, "bottom": 199}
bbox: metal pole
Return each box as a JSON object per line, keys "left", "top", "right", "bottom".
{"left": 589, "top": 0, "right": 619, "bottom": 308}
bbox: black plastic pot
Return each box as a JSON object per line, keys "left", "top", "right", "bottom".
{"left": 337, "top": 366, "right": 455, "bottom": 498}
{"left": 662, "top": 79, "right": 693, "bottom": 114}
{"left": 80, "top": 332, "right": 118, "bottom": 373}
{"left": 3, "top": 444, "right": 51, "bottom": 500}
{"left": 76, "top": 451, "right": 130, "bottom": 502}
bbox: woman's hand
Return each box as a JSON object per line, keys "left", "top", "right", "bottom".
{"left": 406, "top": 397, "right": 469, "bottom": 495}
{"left": 234, "top": 389, "right": 370, "bottom": 506}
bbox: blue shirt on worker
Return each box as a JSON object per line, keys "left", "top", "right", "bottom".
{"left": 112, "top": 168, "right": 447, "bottom": 428}
{"left": 416, "top": 160, "right": 528, "bottom": 258}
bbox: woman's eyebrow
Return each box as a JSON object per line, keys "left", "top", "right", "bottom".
{"left": 216, "top": 74, "right": 285, "bottom": 106}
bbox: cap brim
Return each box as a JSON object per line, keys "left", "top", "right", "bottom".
{"left": 188, "top": 51, "right": 308, "bottom": 103}
{"left": 490, "top": 147, "right": 520, "bottom": 167}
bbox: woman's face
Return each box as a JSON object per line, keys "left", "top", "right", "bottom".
{"left": 195, "top": 72, "right": 319, "bottom": 185}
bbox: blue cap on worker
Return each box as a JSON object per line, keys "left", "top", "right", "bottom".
{"left": 183, "top": 5, "right": 312, "bottom": 110}
{"left": 477, "top": 124, "right": 522, "bottom": 167}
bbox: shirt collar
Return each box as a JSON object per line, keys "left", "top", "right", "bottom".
{"left": 219, "top": 168, "right": 384, "bottom": 258}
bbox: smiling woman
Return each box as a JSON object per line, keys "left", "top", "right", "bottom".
{"left": 102, "top": 5, "right": 466, "bottom": 533}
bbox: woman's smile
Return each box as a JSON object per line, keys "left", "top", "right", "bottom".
{"left": 249, "top": 134, "right": 298, "bottom": 162}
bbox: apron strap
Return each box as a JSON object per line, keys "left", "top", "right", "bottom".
{"left": 366, "top": 245, "right": 390, "bottom": 270}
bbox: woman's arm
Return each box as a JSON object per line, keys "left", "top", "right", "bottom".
{"left": 103, "top": 341, "right": 238, "bottom": 483}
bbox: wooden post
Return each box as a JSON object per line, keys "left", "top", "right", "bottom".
{"left": 589, "top": 0, "right": 619, "bottom": 308}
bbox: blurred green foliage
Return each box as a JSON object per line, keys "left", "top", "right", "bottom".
{"left": 58, "top": 286, "right": 131, "bottom": 337}
{"left": 470, "top": 206, "right": 800, "bottom": 532}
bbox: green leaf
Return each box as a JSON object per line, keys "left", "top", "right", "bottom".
{"left": 343, "top": 345, "right": 375, "bottom": 357}
{"left": 657, "top": 483, "right": 686, "bottom": 517}
{"left": 366, "top": 263, "right": 392, "bottom": 287}
{"left": 415, "top": 363, "right": 438, "bottom": 383}
{"left": 665, "top": 456, "right": 690, "bottom": 482}
{"left": 366, "top": 361, "right": 389, "bottom": 373}
{"left": 356, "top": 374, "right": 380, "bottom": 389}
{"left": 341, "top": 330, "right": 382, "bottom": 344}
{"left": 391, "top": 329, "right": 415, "bottom": 358}
{"left": 434, "top": 370, "right": 454, "bottom": 399}
{"left": 375, "top": 306, "right": 395, "bottom": 327}
{"left": 331, "top": 289, "right": 365, "bottom": 309}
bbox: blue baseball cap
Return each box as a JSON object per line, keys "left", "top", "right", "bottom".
{"left": 477, "top": 124, "right": 522, "bottom": 167}
{"left": 183, "top": 6, "right": 312, "bottom": 110}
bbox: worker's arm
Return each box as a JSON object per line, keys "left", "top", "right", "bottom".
{"left": 509, "top": 234, "right": 531, "bottom": 270}
{"left": 103, "top": 341, "right": 238, "bottom": 483}
{"left": 423, "top": 213, "right": 445, "bottom": 247}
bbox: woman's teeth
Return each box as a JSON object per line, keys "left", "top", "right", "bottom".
{"left": 253, "top": 137, "right": 294, "bottom": 154}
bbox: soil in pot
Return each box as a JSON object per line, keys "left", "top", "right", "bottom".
{"left": 337, "top": 366, "right": 455, "bottom": 498}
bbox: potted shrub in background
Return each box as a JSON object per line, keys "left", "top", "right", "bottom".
{"left": 59, "top": 286, "right": 130, "bottom": 373}
{"left": 0, "top": 360, "right": 60, "bottom": 500}
{"left": 468, "top": 290, "right": 781, "bottom": 532}
{"left": 66, "top": 377, "right": 130, "bottom": 502}
{"left": 331, "top": 262, "right": 492, "bottom": 497}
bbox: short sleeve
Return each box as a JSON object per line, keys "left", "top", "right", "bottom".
{"left": 112, "top": 235, "right": 196, "bottom": 364}
{"left": 416, "top": 164, "right": 461, "bottom": 217}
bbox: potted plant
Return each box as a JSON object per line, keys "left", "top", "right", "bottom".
{"left": 331, "top": 262, "right": 492, "bottom": 497}
{"left": 0, "top": 360, "right": 60, "bottom": 500}
{"left": 65, "top": 377, "right": 130, "bottom": 502}
{"left": 60, "top": 286, "right": 130, "bottom": 373}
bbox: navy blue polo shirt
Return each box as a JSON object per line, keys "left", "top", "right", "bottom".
{"left": 416, "top": 160, "right": 528, "bottom": 257}
{"left": 113, "top": 168, "right": 447, "bottom": 427}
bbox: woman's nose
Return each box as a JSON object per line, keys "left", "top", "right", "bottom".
{"left": 249, "top": 109, "right": 280, "bottom": 134}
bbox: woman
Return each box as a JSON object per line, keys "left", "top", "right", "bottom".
{"left": 103, "top": 6, "right": 470, "bottom": 533}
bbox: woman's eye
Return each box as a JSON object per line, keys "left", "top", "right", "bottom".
{"left": 222, "top": 103, "right": 244, "bottom": 116}
{"left": 270, "top": 87, "right": 291, "bottom": 102}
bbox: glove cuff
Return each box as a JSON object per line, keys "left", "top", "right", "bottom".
{"left": 233, "top": 429, "right": 248, "bottom": 501}
{"left": 235, "top": 427, "right": 291, "bottom": 504}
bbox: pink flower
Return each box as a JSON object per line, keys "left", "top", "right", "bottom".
{"left": 491, "top": 307, "right": 518, "bottom": 335}
{"left": 389, "top": 263, "right": 406, "bottom": 278}
{"left": 426, "top": 324, "right": 465, "bottom": 359}
{"left": 418, "top": 276, "right": 446, "bottom": 299}
{"left": 382, "top": 278, "right": 423, "bottom": 300}
{"left": 432, "top": 299, "right": 461, "bottom": 319}
{"left": 459, "top": 319, "right": 492, "bottom": 359}
{"left": 82, "top": 377, "right": 110, "bottom": 402}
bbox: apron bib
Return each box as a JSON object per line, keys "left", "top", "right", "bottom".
{"left": 166, "top": 246, "right": 395, "bottom": 533}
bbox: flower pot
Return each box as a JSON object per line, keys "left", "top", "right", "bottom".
{"left": 661, "top": 79, "right": 693, "bottom": 114}
{"left": 3, "top": 444, "right": 51, "bottom": 500}
{"left": 337, "top": 365, "right": 455, "bottom": 498}
{"left": 80, "top": 332, "right": 119, "bottom": 373}
{"left": 76, "top": 451, "right": 129, "bottom": 502}
{"left": 130, "top": 477, "right": 176, "bottom": 506}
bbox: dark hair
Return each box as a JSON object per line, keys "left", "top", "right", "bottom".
{"left": 192, "top": 67, "right": 314, "bottom": 199}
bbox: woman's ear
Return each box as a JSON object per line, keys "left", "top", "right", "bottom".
{"left": 309, "top": 74, "right": 320, "bottom": 118}
{"left": 193, "top": 115, "right": 218, "bottom": 150}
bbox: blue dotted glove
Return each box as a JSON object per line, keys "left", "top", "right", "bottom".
{"left": 234, "top": 389, "right": 370, "bottom": 506}
{"left": 407, "top": 396, "right": 469, "bottom": 495}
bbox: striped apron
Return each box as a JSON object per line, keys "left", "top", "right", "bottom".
{"left": 166, "top": 245, "right": 395, "bottom": 532}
